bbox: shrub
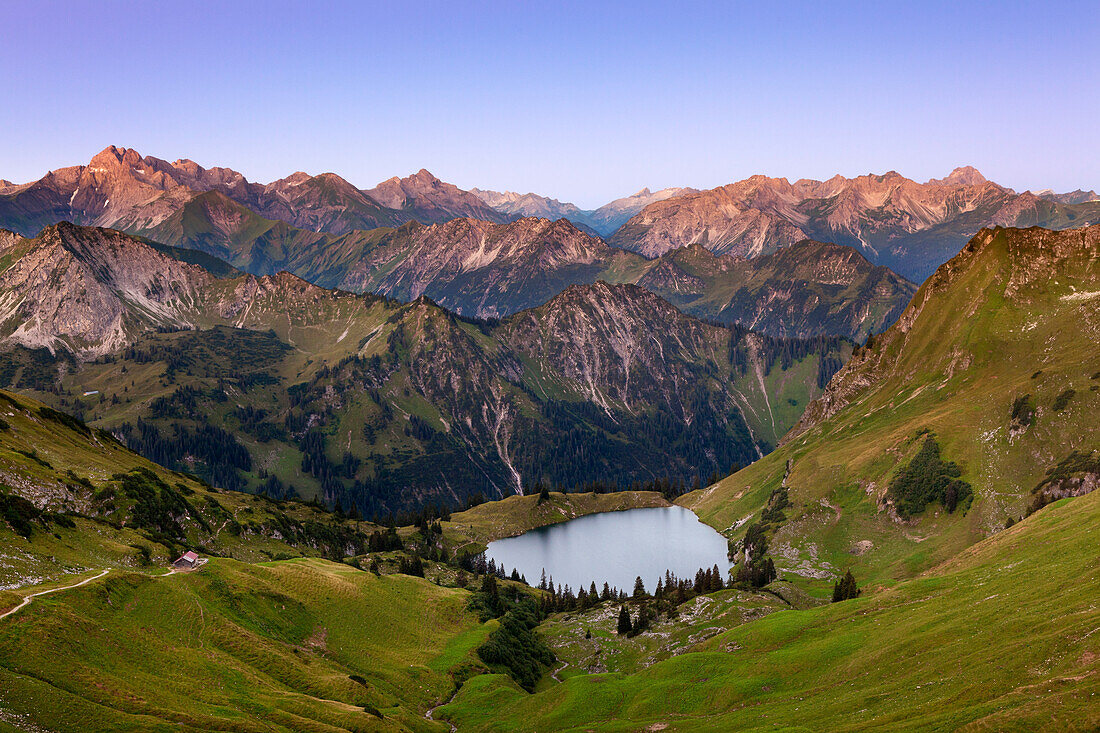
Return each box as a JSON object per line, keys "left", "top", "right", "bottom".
{"left": 1011, "top": 395, "right": 1035, "bottom": 427}
{"left": 1052, "top": 389, "right": 1075, "bottom": 412}
{"left": 888, "top": 436, "right": 971, "bottom": 518}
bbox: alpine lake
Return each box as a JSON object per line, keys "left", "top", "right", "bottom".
{"left": 485, "top": 505, "right": 732, "bottom": 592}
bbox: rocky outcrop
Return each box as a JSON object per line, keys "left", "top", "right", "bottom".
{"left": 0, "top": 223, "right": 212, "bottom": 357}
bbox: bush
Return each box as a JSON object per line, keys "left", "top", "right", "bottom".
{"left": 888, "top": 436, "right": 972, "bottom": 518}
{"left": 1011, "top": 395, "right": 1035, "bottom": 427}
{"left": 1052, "top": 389, "right": 1075, "bottom": 412}
{"left": 0, "top": 490, "right": 41, "bottom": 538}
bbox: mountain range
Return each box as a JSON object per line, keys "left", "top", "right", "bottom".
{"left": 0, "top": 222, "right": 851, "bottom": 514}
{"left": 609, "top": 167, "right": 1100, "bottom": 281}
{"left": 4, "top": 147, "right": 1097, "bottom": 305}
{"left": 470, "top": 186, "right": 696, "bottom": 236}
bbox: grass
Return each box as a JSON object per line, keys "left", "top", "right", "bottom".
{"left": 441, "top": 489, "right": 1100, "bottom": 731}
{"left": 537, "top": 587, "right": 790, "bottom": 680}
{"left": 0, "top": 557, "right": 488, "bottom": 732}
{"left": 679, "top": 227, "right": 1100, "bottom": 594}
{"left": 0, "top": 388, "right": 380, "bottom": 596}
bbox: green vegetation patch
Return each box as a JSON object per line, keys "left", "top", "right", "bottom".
{"left": 888, "top": 436, "right": 972, "bottom": 518}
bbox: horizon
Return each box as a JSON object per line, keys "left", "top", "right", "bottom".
{"left": 2, "top": 1, "right": 1099, "bottom": 207}
{"left": 1, "top": 143, "right": 1084, "bottom": 211}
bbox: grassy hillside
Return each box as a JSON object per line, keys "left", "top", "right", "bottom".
{"left": 0, "top": 557, "right": 488, "bottom": 732}
{"left": 0, "top": 388, "right": 377, "bottom": 596}
{"left": 680, "top": 225, "right": 1100, "bottom": 592}
{"left": 440, "top": 488, "right": 1100, "bottom": 731}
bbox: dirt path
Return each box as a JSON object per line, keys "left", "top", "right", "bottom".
{"left": 0, "top": 569, "right": 110, "bottom": 621}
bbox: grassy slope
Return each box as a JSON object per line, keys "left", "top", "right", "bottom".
{"left": 680, "top": 227, "right": 1100, "bottom": 592}
{"left": 539, "top": 587, "right": 792, "bottom": 680}
{"left": 441, "top": 489, "right": 1100, "bottom": 732}
{"left": 0, "top": 388, "right": 377, "bottom": 596}
{"left": 0, "top": 558, "right": 487, "bottom": 733}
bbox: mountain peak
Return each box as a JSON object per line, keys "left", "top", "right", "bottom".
{"left": 88, "top": 145, "right": 143, "bottom": 169}
{"left": 413, "top": 168, "right": 440, "bottom": 182}
{"left": 928, "top": 166, "right": 987, "bottom": 187}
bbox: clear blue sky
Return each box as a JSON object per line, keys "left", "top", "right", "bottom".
{"left": 2, "top": 0, "right": 1098, "bottom": 208}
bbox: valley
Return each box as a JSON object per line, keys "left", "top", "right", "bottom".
{"left": 0, "top": 221, "right": 1095, "bottom": 732}
{"left": 6, "top": 5, "right": 1099, "bottom": 730}
{"left": 0, "top": 223, "right": 852, "bottom": 516}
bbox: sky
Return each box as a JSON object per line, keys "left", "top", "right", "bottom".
{"left": 1, "top": 0, "right": 1098, "bottom": 209}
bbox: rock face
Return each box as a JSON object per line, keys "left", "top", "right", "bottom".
{"left": 331, "top": 217, "right": 616, "bottom": 317}
{"left": 0, "top": 223, "right": 213, "bottom": 357}
{"left": 609, "top": 169, "right": 1100, "bottom": 282}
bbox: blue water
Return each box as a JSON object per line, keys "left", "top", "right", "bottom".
{"left": 484, "top": 505, "right": 731, "bottom": 593}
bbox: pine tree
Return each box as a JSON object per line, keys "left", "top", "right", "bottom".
{"left": 832, "top": 569, "right": 860, "bottom": 602}
{"left": 633, "top": 575, "right": 647, "bottom": 599}
{"left": 617, "top": 606, "right": 632, "bottom": 635}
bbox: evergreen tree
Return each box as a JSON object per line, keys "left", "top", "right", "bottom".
{"left": 633, "top": 575, "right": 647, "bottom": 599}
{"left": 832, "top": 569, "right": 861, "bottom": 602}
{"left": 616, "top": 606, "right": 632, "bottom": 635}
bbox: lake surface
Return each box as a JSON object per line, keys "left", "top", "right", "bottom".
{"left": 484, "top": 506, "right": 731, "bottom": 593}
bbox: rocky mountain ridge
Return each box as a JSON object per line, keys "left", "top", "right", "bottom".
{"left": 610, "top": 167, "right": 1100, "bottom": 281}
{"left": 131, "top": 201, "right": 914, "bottom": 340}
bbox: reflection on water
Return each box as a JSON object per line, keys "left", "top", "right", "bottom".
{"left": 485, "top": 506, "right": 730, "bottom": 592}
